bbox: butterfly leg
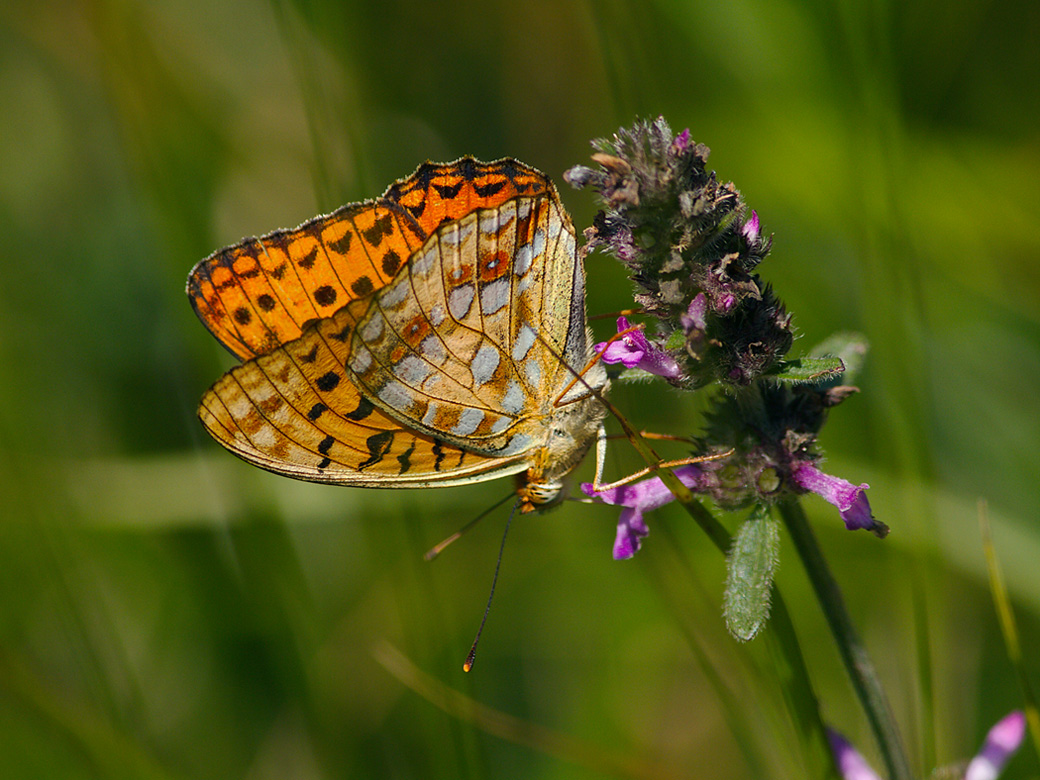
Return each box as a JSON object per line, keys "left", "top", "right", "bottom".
{"left": 586, "top": 449, "right": 734, "bottom": 494}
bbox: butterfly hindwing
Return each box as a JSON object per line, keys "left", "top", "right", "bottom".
{"left": 197, "top": 324, "right": 529, "bottom": 486}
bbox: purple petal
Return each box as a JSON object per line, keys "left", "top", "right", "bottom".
{"left": 839, "top": 491, "right": 876, "bottom": 531}
{"left": 613, "top": 507, "right": 649, "bottom": 560}
{"left": 716, "top": 292, "right": 738, "bottom": 313}
{"left": 964, "top": 711, "right": 1026, "bottom": 780}
{"left": 742, "top": 210, "right": 760, "bottom": 243}
{"left": 595, "top": 317, "right": 681, "bottom": 378}
{"left": 827, "top": 730, "right": 883, "bottom": 780}
{"left": 790, "top": 462, "right": 885, "bottom": 535}
{"left": 583, "top": 466, "right": 706, "bottom": 559}
{"left": 595, "top": 338, "right": 646, "bottom": 369}
{"left": 672, "top": 128, "right": 691, "bottom": 154}
{"left": 583, "top": 465, "right": 704, "bottom": 509}
{"left": 681, "top": 294, "right": 708, "bottom": 333}
{"left": 595, "top": 317, "right": 648, "bottom": 369}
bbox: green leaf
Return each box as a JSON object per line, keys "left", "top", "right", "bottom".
{"left": 724, "top": 504, "right": 780, "bottom": 641}
{"left": 768, "top": 356, "right": 846, "bottom": 385}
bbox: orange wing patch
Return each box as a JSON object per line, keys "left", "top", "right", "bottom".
{"left": 187, "top": 201, "right": 421, "bottom": 361}
{"left": 188, "top": 158, "right": 554, "bottom": 361}
{"left": 385, "top": 158, "right": 551, "bottom": 234}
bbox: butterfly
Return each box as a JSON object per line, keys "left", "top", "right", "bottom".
{"left": 187, "top": 158, "right": 608, "bottom": 513}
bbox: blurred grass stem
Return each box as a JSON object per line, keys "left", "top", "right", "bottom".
{"left": 779, "top": 499, "right": 913, "bottom": 780}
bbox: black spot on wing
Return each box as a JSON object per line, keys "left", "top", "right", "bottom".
{"left": 431, "top": 438, "right": 446, "bottom": 471}
{"left": 314, "top": 285, "right": 337, "bottom": 307}
{"left": 381, "top": 249, "right": 401, "bottom": 276}
{"left": 328, "top": 230, "right": 352, "bottom": 255}
{"left": 358, "top": 431, "right": 394, "bottom": 470}
{"left": 474, "top": 179, "right": 506, "bottom": 198}
{"left": 298, "top": 245, "right": 319, "bottom": 269}
{"left": 397, "top": 440, "right": 416, "bottom": 474}
{"left": 362, "top": 214, "right": 394, "bottom": 247}
{"left": 433, "top": 181, "right": 463, "bottom": 200}
{"left": 345, "top": 396, "right": 374, "bottom": 421}
{"left": 351, "top": 276, "right": 374, "bottom": 296}
{"left": 316, "top": 371, "right": 340, "bottom": 392}
{"left": 330, "top": 323, "right": 352, "bottom": 342}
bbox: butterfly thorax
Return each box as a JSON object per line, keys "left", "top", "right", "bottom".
{"left": 516, "top": 364, "right": 609, "bottom": 513}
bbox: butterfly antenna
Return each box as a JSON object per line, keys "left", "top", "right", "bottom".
{"left": 463, "top": 498, "right": 519, "bottom": 672}
{"left": 424, "top": 492, "right": 514, "bottom": 561}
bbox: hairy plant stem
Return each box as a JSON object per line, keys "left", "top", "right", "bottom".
{"left": 779, "top": 499, "right": 913, "bottom": 780}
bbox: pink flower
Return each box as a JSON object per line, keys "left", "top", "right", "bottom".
{"left": 790, "top": 461, "right": 888, "bottom": 537}
{"left": 594, "top": 317, "right": 681, "bottom": 379}
{"left": 582, "top": 465, "right": 705, "bottom": 559}
{"left": 965, "top": 711, "right": 1027, "bottom": 780}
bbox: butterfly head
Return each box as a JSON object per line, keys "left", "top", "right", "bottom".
{"left": 516, "top": 365, "right": 610, "bottom": 514}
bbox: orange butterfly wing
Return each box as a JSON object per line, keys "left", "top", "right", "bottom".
{"left": 186, "top": 158, "right": 551, "bottom": 361}
{"left": 190, "top": 158, "right": 607, "bottom": 504}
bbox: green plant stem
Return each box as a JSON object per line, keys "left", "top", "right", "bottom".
{"left": 779, "top": 499, "right": 913, "bottom": 780}
{"left": 676, "top": 496, "right": 840, "bottom": 780}
{"left": 613, "top": 427, "right": 840, "bottom": 778}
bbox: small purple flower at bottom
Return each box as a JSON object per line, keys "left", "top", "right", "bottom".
{"left": 965, "top": 711, "right": 1027, "bottom": 780}
{"left": 827, "top": 730, "right": 882, "bottom": 780}
{"left": 790, "top": 461, "right": 888, "bottom": 537}
{"left": 594, "top": 317, "right": 681, "bottom": 379}
{"left": 582, "top": 465, "right": 704, "bottom": 559}
{"left": 828, "top": 711, "right": 1025, "bottom": 780}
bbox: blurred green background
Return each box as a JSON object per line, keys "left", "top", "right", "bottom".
{"left": 2, "top": 0, "right": 1038, "bottom": 778}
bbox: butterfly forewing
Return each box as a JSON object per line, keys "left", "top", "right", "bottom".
{"left": 385, "top": 158, "right": 551, "bottom": 235}
{"left": 339, "top": 195, "right": 573, "bottom": 458}
{"left": 187, "top": 201, "right": 421, "bottom": 361}
{"left": 187, "top": 158, "right": 553, "bottom": 361}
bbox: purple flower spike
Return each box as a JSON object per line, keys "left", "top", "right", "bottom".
{"left": 790, "top": 462, "right": 888, "bottom": 537}
{"left": 826, "top": 730, "right": 882, "bottom": 780}
{"left": 594, "top": 316, "right": 681, "bottom": 379}
{"left": 742, "top": 210, "right": 760, "bottom": 243}
{"left": 582, "top": 465, "right": 705, "bottom": 559}
{"left": 965, "top": 710, "right": 1026, "bottom": 780}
